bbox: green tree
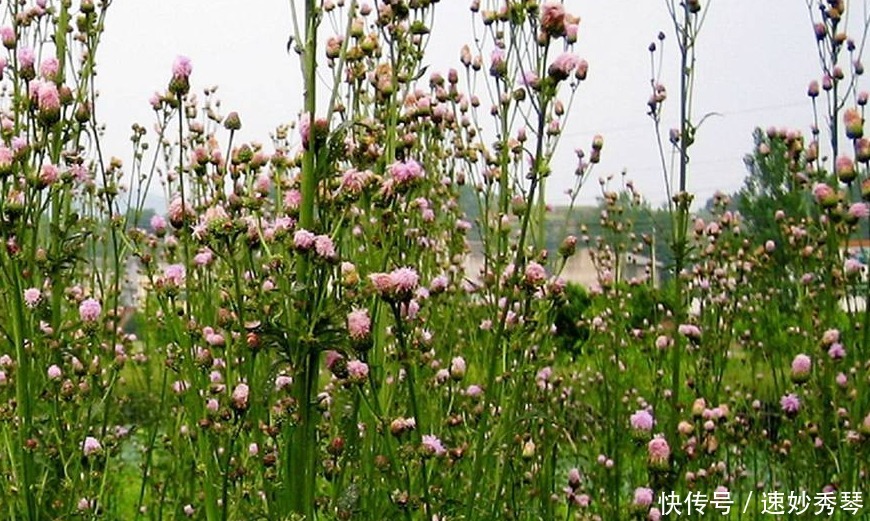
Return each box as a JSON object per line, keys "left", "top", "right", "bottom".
{"left": 737, "top": 127, "right": 810, "bottom": 242}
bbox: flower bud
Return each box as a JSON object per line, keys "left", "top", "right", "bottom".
{"left": 224, "top": 111, "right": 241, "bottom": 131}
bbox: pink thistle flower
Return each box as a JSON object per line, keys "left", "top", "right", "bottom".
{"left": 848, "top": 202, "right": 869, "bottom": 219}
{"left": 567, "top": 468, "right": 582, "bottom": 489}
{"left": 647, "top": 436, "right": 670, "bottom": 468}
{"left": 340, "top": 168, "right": 372, "bottom": 194}
{"left": 172, "top": 55, "right": 192, "bottom": 79}
{"left": 390, "top": 267, "right": 419, "bottom": 293}
{"left": 40, "top": 57, "right": 59, "bottom": 80}
{"left": 845, "top": 258, "right": 865, "bottom": 275}
{"left": 79, "top": 298, "right": 101, "bottom": 322}
{"left": 822, "top": 328, "right": 840, "bottom": 345}
{"left": 630, "top": 410, "right": 655, "bottom": 432}
{"left": 163, "top": 264, "right": 185, "bottom": 287}
{"left": 465, "top": 384, "right": 483, "bottom": 398}
{"left": 194, "top": 249, "right": 214, "bottom": 267}
{"left": 294, "top": 229, "right": 316, "bottom": 250}
{"left": 369, "top": 272, "right": 395, "bottom": 294}
{"left": 172, "top": 380, "right": 189, "bottom": 394}
{"left": 430, "top": 275, "right": 448, "bottom": 293}
{"left": 23, "top": 288, "right": 41, "bottom": 308}
{"left": 314, "top": 234, "right": 336, "bottom": 259}
{"left": 275, "top": 375, "right": 293, "bottom": 391}
{"left": 540, "top": 1, "right": 567, "bottom": 37}
{"left": 0, "top": 26, "right": 16, "bottom": 48}
{"left": 347, "top": 309, "right": 371, "bottom": 340}
{"left": 390, "top": 417, "right": 416, "bottom": 436}
{"left": 37, "top": 82, "right": 61, "bottom": 121}
{"left": 82, "top": 436, "right": 102, "bottom": 457}
{"left": 812, "top": 183, "right": 837, "bottom": 206}
{"left": 633, "top": 487, "right": 654, "bottom": 508}
{"left": 790, "top": 354, "right": 812, "bottom": 383}
{"left": 205, "top": 329, "right": 225, "bottom": 347}
{"left": 388, "top": 159, "right": 424, "bottom": 185}
{"left": 548, "top": 52, "right": 579, "bottom": 81}
{"left": 836, "top": 372, "right": 848, "bottom": 387}
{"left": 450, "top": 356, "right": 466, "bottom": 379}
{"left": 828, "top": 342, "right": 846, "bottom": 360}
{"left": 231, "top": 383, "right": 250, "bottom": 410}
{"left": 780, "top": 393, "right": 801, "bottom": 416}
{"left": 346, "top": 360, "right": 369, "bottom": 383}
{"left": 836, "top": 155, "right": 856, "bottom": 182}
{"left": 150, "top": 214, "right": 167, "bottom": 234}
{"left": 167, "top": 196, "right": 192, "bottom": 228}
{"left": 489, "top": 48, "right": 507, "bottom": 77}
{"left": 654, "top": 335, "right": 672, "bottom": 350}
{"left": 17, "top": 46, "right": 35, "bottom": 69}
{"left": 284, "top": 189, "right": 302, "bottom": 210}
{"left": 524, "top": 261, "right": 547, "bottom": 287}
{"left": 169, "top": 56, "right": 192, "bottom": 95}
{"left": 0, "top": 146, "right": 13, "bottom": 173}
{"left": 421, "top": 434, "right": 446, "bottom": 457}
{"left": 254, "top": 173, "right": 272, "bottom": 194}
{"left": 566, "top": 22, "right": 579, "bottom": 43}
{"left": 47, "top": 364, "right": 62, "bottom": 380}
{"left": 678, "top": 323, "right": 701, "bottom": 341}
{"left": 536, "top": 367, "right": 553, "bottom": 390}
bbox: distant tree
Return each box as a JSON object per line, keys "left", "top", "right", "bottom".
{"left": 127, "top": 207, "right": 157, "bottom": 230}
{"left": 553, "top": 282, "right": 591, "bottom": 357}
{"left": 737, "top": 127, "right": 810, "bottom": 242}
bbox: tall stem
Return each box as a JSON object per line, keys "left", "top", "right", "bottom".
{"left": 286, "top": 0, "right": 320, "bottom": 517}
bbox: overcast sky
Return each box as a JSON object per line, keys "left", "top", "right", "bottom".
{"left": 95, "top": 1, "right": 855, "bottom": 209}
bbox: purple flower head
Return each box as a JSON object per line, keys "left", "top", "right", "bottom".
{"left": 540, "top": 1, "right": 567, "bottom": 37}
{"left": 633, "top": 487, "right": 654, "bottom": 508}
{"left": 163, "top": 264, "right": 185, "bottom": 287}
{"left": 828, "top": 342, "right": 846, "bottom": 360}
{"left": 388, "top": 159, "right": 424, "bottom": 185}
{"left": 790, "top": 354, "right": 812, "bottom": 383}
{"left": 0, "top": 26, "right": 16, "bottom": 47}
{"left": 347, "top": 309, "right": 371, "bottom": 340}
{"left": 231, "top": 383, "right": 250, "bottom": 410}
{"left": 421, "top": 434, "right": 446, "bottom": 457}
{"left": 630, "top": 410, "right": 655, "bottom": 432}
{"left": 548, "top": 52, "right": 580, "bottom": 81}
{"left": 172, "top": 55, "right": 192, "bottom": 79}
{"left": 391, "top": 267, "right": 419, "bottom": 294}
{"left": 647, "top": 436, "right": 670, "bottom": 467}
{"left": 23, "top": 288, "right": 41, "bottom": 308}
{"left": 17, "top": 46, "right": 35, "bottom": 69}
{"left": 450, "top": 356, "right": 466, "bottom": 379}
{"left": 314, "top": 234, "right": 336, "bottom": 260}
{"left": 47, "top": 364, "right": 62, "bottom": 380}
{"left": 780, "top": 393, "right": 801, "bottom": 416}
{"left": 524, "top": 261, "right": 547, "bottom": 287}
{"left": 346, "top": 360, "right": 369, "bottom": 383}
{"left": 82, "top": 436, "right": 102, "bottom": 457}
{"left": 294, "top": 229, "right": 316, "bottom": 250}
{"left": 79, "top": 298, "right": 101, "bottom": 323}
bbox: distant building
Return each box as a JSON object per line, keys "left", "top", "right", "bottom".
{"left": 463, "top": 248, "right": 662, "bottom": 289}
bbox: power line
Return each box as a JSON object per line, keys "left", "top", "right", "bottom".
{"left": 560, "top": 99, "right": 809, "bottom": 139}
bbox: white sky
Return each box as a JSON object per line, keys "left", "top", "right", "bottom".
{"left": 95, "top": 1, "right": 858, "bottom": 209}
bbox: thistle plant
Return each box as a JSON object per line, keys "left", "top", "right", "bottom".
{"left": 2, "top": 1, "right": 870, "bottom": 520}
